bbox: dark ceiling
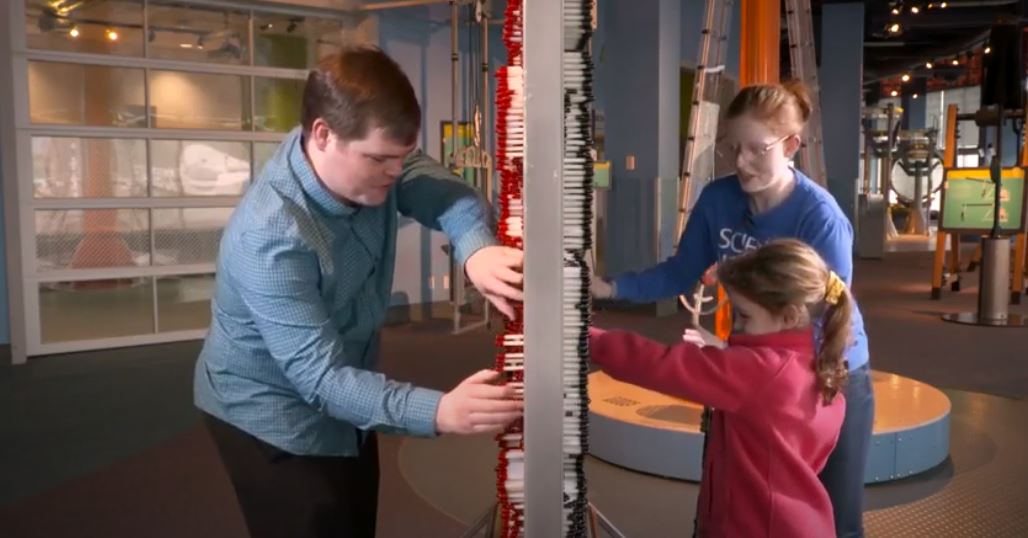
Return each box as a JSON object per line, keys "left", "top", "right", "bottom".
{"left": 808, "top": 0, "right": 1027, "bottom": 84}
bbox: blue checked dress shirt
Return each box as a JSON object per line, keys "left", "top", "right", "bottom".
{"left": 194, "top": 127, "right": 496, "bottom": 456}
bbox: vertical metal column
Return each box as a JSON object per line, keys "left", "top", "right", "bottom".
{"left": 522, "top": 0, "right": 564, "bottom": 533}
{"left": 481, "top": 2, "right": 493, "bottom": 204}
{"left": 450, "top": 0, "right": 466, "bottom": 333}
{"left": 739, "top": 0, "right": 779, "bottom": 86}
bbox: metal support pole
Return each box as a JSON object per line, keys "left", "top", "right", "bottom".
{"left": 480, "top": 4, "right": 492, "bottom": 328}
{"left": 522, "top": 0, "right": 565, "bottom": 532}
{"left": 482, "top": 6, "right": 492, "bottom": 204}
{"left": 450, "top": 0, "right": 465, "bottom": 334}
{"left": 739, "top": 0, "right": 780, "bottom": 85}
{"left": 979, "top": 236, "right": 1011, "bottom": 322}
{"left": 979, "top": 108, "right": 1010, "bottom": 320}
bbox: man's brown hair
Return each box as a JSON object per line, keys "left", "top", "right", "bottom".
{"left": 301, "top": 46, "right": 421, "bottom": 144}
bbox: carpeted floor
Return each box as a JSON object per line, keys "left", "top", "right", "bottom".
{"left": 0, "top": 247, "right": 1025, "bottom": 537}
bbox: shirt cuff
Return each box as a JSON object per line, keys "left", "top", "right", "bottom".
{"left": 404, "top": 386, "right": 445, "bottom": 437}
{"left": 453, "top": 226, "right": 499, "bottom": 268}
{"left": 611, "top": 275, "right": 629, "bottom": 300}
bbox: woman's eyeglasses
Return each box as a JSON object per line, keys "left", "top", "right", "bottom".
{"left": 716, "top": 133, "right": 795, "bottom": 162}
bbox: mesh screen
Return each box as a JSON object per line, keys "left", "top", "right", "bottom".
{"left": 152, "top": 207, "right": 232, "bottom": 265}
{"left": 35, "top": 209, "right": 150, "bottom": 271}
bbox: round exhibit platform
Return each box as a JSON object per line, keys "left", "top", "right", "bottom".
{"left": 588, "top": 370, "right": 951, "bottom": 484}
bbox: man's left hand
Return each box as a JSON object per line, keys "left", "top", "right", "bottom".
{"left": 465, "top": 246, "right": 524, "bottom": 319}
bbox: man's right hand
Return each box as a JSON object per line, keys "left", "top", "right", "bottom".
{"left": 435, "top": 369, "right": 523, "bottom": 435}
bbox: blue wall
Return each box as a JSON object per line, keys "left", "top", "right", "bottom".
{"left": 598, "top": 0, "right": 664, "bottom": 276}
{"left": 820, "top": 2, "right": 865, "bottom": 223}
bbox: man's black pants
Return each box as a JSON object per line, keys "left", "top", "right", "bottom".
{"left": 204, "top": 414, "right": 379, "bottom": 538}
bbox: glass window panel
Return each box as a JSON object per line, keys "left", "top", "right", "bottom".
{"left": 253, "top": 142, "right": 280, "bottom": 178}
{"left": 152, "top": 207, "right": 233, "bottom": 266}
{"left": 149, "top": 70, "right": 250, "bottom": 130}
{"left": 147, "top": 2, "right": 249, "bottom": 65}
{"left": 39, "top": 278, "right": 154, "bottom": 343}
{"left": 157, "top": 274, "right": 215, "bottom": 332}
{"left": 25, "top": 0, "right": 144, "bottom": 57}
{"left": 254, "top": 78, "right": 303, "bottom": 132}
{"left": 29, "top": 62, "right": 146, "bottom": 126}
{"left": 35, "top": 209, "right": 150, "bottom": 271}
{"left": 254, "top": 14, "right": 344, "bottom": 69}
{"left": 151, "top": 140, "right": 249, "bottom": 197}
{"left": 32, "top": 137, "right": 147, "bottom": 198}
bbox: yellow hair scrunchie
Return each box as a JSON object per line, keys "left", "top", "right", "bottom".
{"left": 825, "top": 271, "right": 846, "bottom": 305}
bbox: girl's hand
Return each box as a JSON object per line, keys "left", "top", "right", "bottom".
{"left": 682, "top": 328, "right": 727, "bottom": 349}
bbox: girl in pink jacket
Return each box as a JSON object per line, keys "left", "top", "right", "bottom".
{"left": 590, "top": 239, "right": 852, "bottom": 537}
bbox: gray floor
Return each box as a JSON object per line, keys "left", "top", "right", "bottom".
{"left": 396, "top": 389, "right": 1028, "bottom": 537}
{"left": 0, "top": 341, "right": 202, "bottom": 505}
{"left": 1, "top": 247, "right": 1027, "bottom": 536}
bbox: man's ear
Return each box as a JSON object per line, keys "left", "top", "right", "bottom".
{"left": 310, "top": 118, "right": 333, "bottom": 151}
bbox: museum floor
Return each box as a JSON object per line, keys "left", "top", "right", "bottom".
{"left": 1, "top": 246, "right": 1026, "bottom": 537}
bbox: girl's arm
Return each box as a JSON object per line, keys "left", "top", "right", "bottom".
{"left": 590, "top": 328, "right": 787, "bottom": 412}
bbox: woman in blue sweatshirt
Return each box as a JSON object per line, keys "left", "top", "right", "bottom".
{"left": 593, "top": 81, "right": 873, "bottom": 538}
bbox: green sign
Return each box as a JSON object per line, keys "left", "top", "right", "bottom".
{"left": 939, "top": 167, "right": 1027, "bottom": 233}
{"left": 441, "top": 121, "right": 477, "bottom": 185}
{"left": 594, "top": 161, "right": 611, "bottom": 189}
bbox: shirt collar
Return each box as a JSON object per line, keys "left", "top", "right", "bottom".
{"left": 728, "top": 328, "right": 816, "bottom": 353}
{"left": 287, "top": 127, "right": 357, "bottom": 217}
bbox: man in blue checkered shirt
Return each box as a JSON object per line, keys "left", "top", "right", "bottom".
{"left": 194, "top": 46, "right": 523, "bottom": 538}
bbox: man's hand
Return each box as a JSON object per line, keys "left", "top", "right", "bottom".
{"left": 436, "top": 369, "right": 523, "bottom": 435}
{"left": 465, "top": 246, "right": 524, "bottom": 318}
{"left": 682, "top": 328, "right": 726, "bottom": 349}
